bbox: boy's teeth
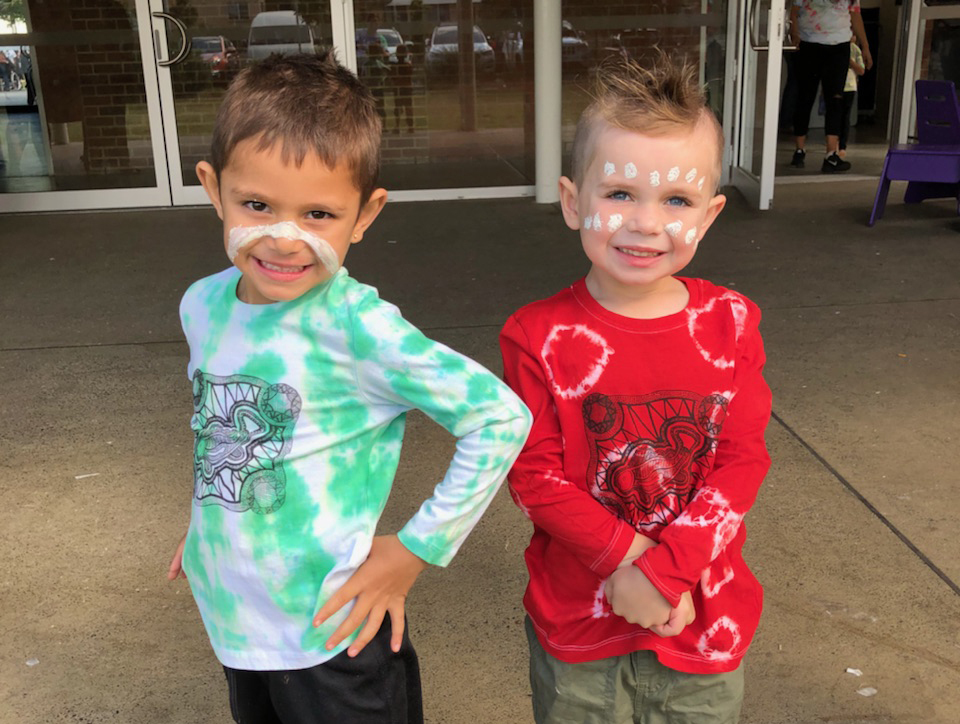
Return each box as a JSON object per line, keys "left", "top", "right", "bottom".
{"left": 262, "top": 261, "right": 304, "bottom": 272}
{"left": 619, "top": 248, "right": 659, "bottom": 258}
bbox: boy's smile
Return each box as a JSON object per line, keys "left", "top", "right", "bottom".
{"left": 196, "top": 137, "right": 387, "bottom": 305}
{"left": 560, "top": 119, "right": 726, "bottom": 312}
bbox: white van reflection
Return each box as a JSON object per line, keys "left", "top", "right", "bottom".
{"left": 247, "top": 11, "right": 315, "bottom": 61}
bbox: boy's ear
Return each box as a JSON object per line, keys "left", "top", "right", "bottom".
{"left": 196, "top": 161, "right": 224, "bottom": 220}
{"left": 558, "top": 176, "right": 582, "bottom": 231}
{"left": 351, "top": 187, "right": 388, "bottom": 244}
{"left": 696, "top": 193, "right": 727, "bottom": 242}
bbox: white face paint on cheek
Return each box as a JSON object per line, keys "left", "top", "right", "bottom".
{"left": 583, "top": 214, "right": 593, "bottom": 230}
{"left": 604, "top": 161, "right": 615, "bottom": 176}
{"left": 593, "top": 212, "right": 601, "bottom": 230}
{"left": 685, "top": 168, "right": 697, "bottom": 183}
{"left": 667, "top": 166, "right": 680, "bottom": 182}
{"left": 624, "top": 163, "right": 637, "bottom": 179}
{"left": 664, "top": 220, "right": 683, "bottom": 238}
{"left": 227, "top": 222, "right": 341, "bottom": 274}
{"left": 685, "top": 227, "right": 698, "bottom": 245}
{"left": 650, "top": 170, "right": 660, "bottom": 187}
{"left": 607, "top": 213, "right": 622, "bottom": 231}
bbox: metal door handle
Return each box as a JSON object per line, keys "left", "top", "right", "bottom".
{"left": 749, "top": 0, "right": 797, "bottom": 52}
{"left": 152, "top": 11, "right": 191, "bottom": 67}
{"left": 749, "top": 0, "right": 765, "bottom": 51}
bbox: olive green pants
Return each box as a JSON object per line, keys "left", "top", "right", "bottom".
{"left": 526, "top": 617, "right": 743, "bottom": 724}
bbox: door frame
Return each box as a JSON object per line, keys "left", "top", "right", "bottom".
{"left": 0, "top": 0, "right": 172, "bottom": 213}
{"left": 727, "top": 0, "right": 786, "bottom": 210}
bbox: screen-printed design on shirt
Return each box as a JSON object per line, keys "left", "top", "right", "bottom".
{"left": 583, "top": 391, "right": 728, "bottom": 533}
{"left": 191, "top": 369, "right": 302, "bottom": 515}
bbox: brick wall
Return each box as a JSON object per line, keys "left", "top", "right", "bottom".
{"left": 30, "top": 0, "right": 147, "bottom": 173}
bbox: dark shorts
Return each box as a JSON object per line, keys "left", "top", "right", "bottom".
{"left": 223, "top": 618, "right": 423, "bottom": 724}
{"left": 526, "top": 617, "right": 743, "bottom": 724}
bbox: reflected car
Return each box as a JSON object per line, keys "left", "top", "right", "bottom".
{"left": 426, "top": 24, "right": 495, "bottom": 76}
{"left": 193, "top": 35, "right": 241, "bottom": 77}
{"left": 493, "top": 21, "right": 589, "bottom": 71}
{"left": 247, "top": 11, "right": 316, "bottom": 61}
{"left": 561, "top": 20, "right": 590, "bottom": 69}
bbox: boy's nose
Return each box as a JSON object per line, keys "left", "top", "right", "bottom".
{"left": 271, "top": 234, "right": 304, "bottom": 253}
{"left": 624, "top": 203, "right": 662, "bottom": 236}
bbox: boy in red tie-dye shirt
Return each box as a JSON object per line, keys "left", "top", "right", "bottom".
{"left": 500, "top": 56, "right": 771, "bottom": 723}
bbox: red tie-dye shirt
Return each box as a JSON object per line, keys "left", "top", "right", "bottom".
{"left": 500, "top": 277, "right": 772, "bottom": 675}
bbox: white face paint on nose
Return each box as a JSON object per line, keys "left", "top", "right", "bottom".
{"left": 227, "top": 222, "right": 341, "bottom": 274}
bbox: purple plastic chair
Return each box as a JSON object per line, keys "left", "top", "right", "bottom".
{"left": 869, "top": 80, "right": 960, "bottom": 225}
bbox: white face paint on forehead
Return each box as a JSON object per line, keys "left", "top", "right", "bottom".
{"left": 650, "top": 170, "right": 660, "bottom": 187}
{"left": 624, "top": 162, "right": 637, "bottom": 179}
{"left": 604, "top": 161, "right": 615, "bottom": 176}
{"left": 667, "top": 166, "right": 680, "bottom": 182}
{"left": 697, "top": 176, "right": 706, "bottom": 191}
{"left": 227, "top": 222, "right": 341, "bottom": 274}
{"left": 685, "top": 168, "right": 697, "bottom": 184}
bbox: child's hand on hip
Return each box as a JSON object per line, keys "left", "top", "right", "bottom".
{"left": 313, "top": 534, "right": 427, "bottom": 657}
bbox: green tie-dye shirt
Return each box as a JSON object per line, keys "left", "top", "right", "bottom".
{"left": 179, "top": 266, "right": 531, "bottom": 670}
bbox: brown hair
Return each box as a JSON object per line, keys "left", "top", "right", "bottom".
{"left": 571, "top": 54, "right": 723, "bottom": 188}
{"left": 210, "top": 52, "right": 382, "bottom": 203}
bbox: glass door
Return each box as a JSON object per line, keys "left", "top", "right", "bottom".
{"left": 890, "top": 0, "right": 960, "bottom": 146}
{"left": 0, "top": 0, "right": 171, "bottom": 212}
{"left": 728, "top": 0, "right": 786, "bottom": 210}
{"left": 148, "top": 0, "right": 336, "bottom": 205}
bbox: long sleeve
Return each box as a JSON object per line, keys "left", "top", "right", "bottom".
{"left": 500, "top": 315, "right": 637, "bottom": 577}
{"left": 350, "top": 295, "right": 532, "bottom": 567}
{"left": 637, "top": 310, "right": 772, "bottom": 606}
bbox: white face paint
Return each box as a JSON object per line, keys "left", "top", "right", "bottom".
{"left": 664, "top": 220, "right": 683, "bottom": 238}
{"left": 624, "top": 162, "right": 637, "bottom": 179}
{"left": 603, "top": 161, "right": 615, "bottom": 176}
{"left": 583, "top": 214, "right": 593, "bottom": 230}
{"left": 667, "top": 166, "right": 680, "bottom": 182}
{"left": 697, "top": 176, "right": 706, "bottom": 191}
{"left": 227, "top": 222, "right": 340, "bottom": 274}
{"left": 649, "top": 170, "right": 660, "bottom": 187}
{"left": 685, "top": 227, "right": 698, "bottom": 245}
{"left": 607, "top": 213, "right": 622, "bottom": 232}
{"left": 685, "top": 168, "right": 697, "bottom": 183}
{"left": 592, "top": 212, "right": 601, "bottom": 230}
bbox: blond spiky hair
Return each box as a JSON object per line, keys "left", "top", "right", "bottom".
{"left": 570, "top": 53, "right": 723, "bottom": 188}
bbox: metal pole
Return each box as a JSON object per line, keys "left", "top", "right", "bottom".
{"left": 534, "top": 0, "right": 562, "bottom": 203}
{"left": 458, "top": 0, "right": 477, "bottom": 132}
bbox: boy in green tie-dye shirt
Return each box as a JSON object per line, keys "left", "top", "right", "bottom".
{"left": 166, "top": 54, "right": 531, "bottom": 724}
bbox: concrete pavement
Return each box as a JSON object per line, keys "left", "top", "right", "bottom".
{"left": 2, "top": 180, "right": 959, "bottom": 723}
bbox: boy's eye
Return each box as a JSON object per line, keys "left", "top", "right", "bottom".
{"left": 608, "top": 190, "right": 630, "bottom": 201}
{"left": 307, "top": 210, "right": 332, "bottom": 221}
{"left": 666, "top": 196, "right": 691, "bottom": 207}
{"left": 244, "top": 200, "right": 269, "bottom": 213}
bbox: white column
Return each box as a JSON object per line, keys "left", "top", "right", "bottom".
{"left": 534, "top": 0, "right": 562, "bottom": 203}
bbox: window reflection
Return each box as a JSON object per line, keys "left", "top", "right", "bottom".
{"left": 355, "top": 1, "right": 535, "bottom": 191}
{"left": 1, "top": 0, "right": 155, "bottom": 193}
